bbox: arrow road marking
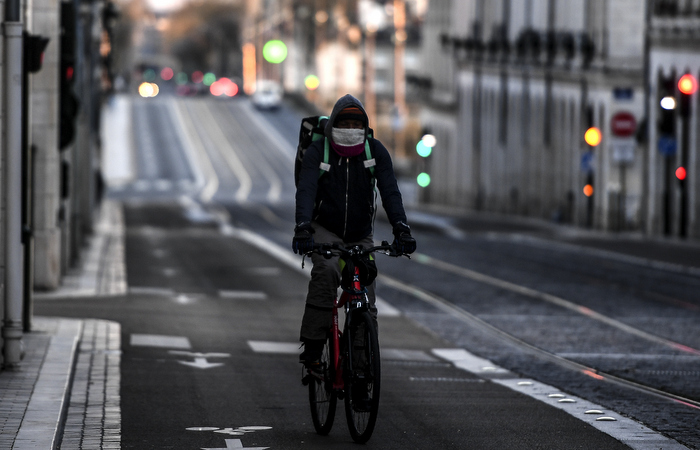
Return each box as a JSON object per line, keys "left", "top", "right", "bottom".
{"left": 178, "top": 357, "right": 224, "bottom": 369}
{"left": 201, "top": 439, "right": 269, "bottom": 450}
{"left": 169, "top": 351, "right": 230, "bottom": 369}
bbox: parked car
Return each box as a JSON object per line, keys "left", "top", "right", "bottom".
{"left": 251, "top": 80, "right": 283, "bottom": 110}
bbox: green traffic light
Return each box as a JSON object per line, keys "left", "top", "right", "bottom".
{"left": 263, "top": 40, "right": 288, "bottom": 64}
{"left": 417, "top": 172, "right": 431, "bottom": 187}
{"left": 203, "top": 72, "right": 216, "bottom": 86}
{"left": 416, "top": 140, "right": 432, "bottom": 157}
{"left": 175, "top": 72, "right": 188, "bottom": 85}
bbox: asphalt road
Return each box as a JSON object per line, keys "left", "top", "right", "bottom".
{"left": 36, "top": 93, "right": 700, "bottom": 449}
{"left": 37, "top": 201, "right": 633, "bottom": 450}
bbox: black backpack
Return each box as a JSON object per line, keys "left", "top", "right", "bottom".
{"left": 294, "top": 115, "right": 376, "bottom": 187}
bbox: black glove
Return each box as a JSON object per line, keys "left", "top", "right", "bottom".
{"left": 392, "top": 222, "right": 416, "bottom": 254}
{"left": 292, "top": 222, "right": 315, "bottom": 254}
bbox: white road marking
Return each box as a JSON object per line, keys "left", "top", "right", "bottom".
{"left": 248, "top": 341, "right": 299, "bottom": 354}
{"left": 433, "top": 348, "right": 690, "bottom": 450}
{"left": 202, "top": 438, "right": 269, "bottom": 450}
{"left": 173, "top": 99, "right": 219, "bottom": 202}
{"left": 101, "top": 94, "right": 135, "bottom": 187}
{"left": 219, "top": 290, "right": 268, "bottom": 300}
{"left": 382, "top": 348, "right": 438, "bottom": 362}
{"left": 177, "top": 357, "right": 224, "bottom": 369}
{"left": 376, "top": 298, "right": 401, "bottom": 317}
{"left": 130, "top": 334, "right": 191, "bottom": 349}
{"left": 133, "top": 180, "right": 150, "bottom": 191}
{"left": 129, "top": 286, "right": 175, "bottom": 296}
{"left": 169, "top": 351, "right": 229, "bottom": 369}
{"left": 214, "top": 429, "right": 245, "bottom": 436}
{"left": 195, "top": 103, "right": 253, "bottom": 203}
{"left": 153, "top": 179, "right": 172, "bottom": 191}
{"left": 166, "top": 97, "right": 206, "bottom": 194}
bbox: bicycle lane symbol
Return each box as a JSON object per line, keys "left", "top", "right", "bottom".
{"left": 187, "top": 426, "right": 272, "bottom": 449}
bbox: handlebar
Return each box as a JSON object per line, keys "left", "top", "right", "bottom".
{"left": 307, "top": 241, "right": 408, "bottom": 259}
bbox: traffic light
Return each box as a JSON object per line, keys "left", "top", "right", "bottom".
{"left": 582, "top": 106, "right": 596, "bottom": 228}
{"left": 676, "top": 166, "right": 687, "bottom": 181}
{"left": 59, "top": 1, "right": 79, "bottom": 150}
{"left": 24, "top": 33, "right": 50, "bottom": 73}
{"left": 416, "top": 134, "right": 435, "bottom": 157}
{"left": 657, "top": 75, "right": 676, "bottom": 137}
{"left": 678, "top": 73, "right": 697, "bottom": 117}
{"left": 416, "top": 133, "right": 435, "bottom": 188}
{"left": 262, "top": 40, "right": 287, "bottom": 64}
{"left": 584, "top": 127, "right": 602, "bottom": 147}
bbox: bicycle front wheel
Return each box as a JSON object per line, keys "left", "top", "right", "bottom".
{"left": 308, "top": 336, "right": 337, "bottom": 435}
{"left": 344, "top": 310, "right": 380, "bottom": 444}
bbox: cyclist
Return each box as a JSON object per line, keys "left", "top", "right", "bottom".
{"left": 292, "top": 94, "right": 416, "bottom": 371}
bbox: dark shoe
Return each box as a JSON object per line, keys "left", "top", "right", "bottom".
{"left": 301, "top": 359, "right": 325, "bottom": 386}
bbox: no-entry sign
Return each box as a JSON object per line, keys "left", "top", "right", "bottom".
{"left": 610, "top": 112, "right": 637, "bottom": 138}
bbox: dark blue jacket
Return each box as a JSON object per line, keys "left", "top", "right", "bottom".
{"left": 295, "top": 95, "right": 407, "bottom": 242}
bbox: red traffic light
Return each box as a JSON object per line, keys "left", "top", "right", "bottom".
{"left": 678, "top": 74, "right": 697, "bottom": 95}
{"left": 676, "top": 166, "right": 687, "bottom": 181}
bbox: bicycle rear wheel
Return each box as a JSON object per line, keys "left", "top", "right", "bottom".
{"left": 308, "top": 336, "right": 337, "bottom": 435}
{"left": 344, "top": 310, "right": 380, "bottom": 444}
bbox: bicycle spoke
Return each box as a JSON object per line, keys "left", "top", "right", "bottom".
{"left": 308, "top": 337, "right": 337, "bottom": 435}
{"left": 344, "top": 310, "right": 380, "bottom": 443}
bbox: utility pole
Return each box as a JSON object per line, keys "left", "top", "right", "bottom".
{"left": 2, "top": 0, "right": 25, "bottom": 368}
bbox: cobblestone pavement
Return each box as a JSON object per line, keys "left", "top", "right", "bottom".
{"left": 0, "top": 200, "right": 125, "bottom": 449}
{"left": 0, "top": 317, "right": 121, "bottom": 449}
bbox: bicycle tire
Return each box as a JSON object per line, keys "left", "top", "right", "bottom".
{"left": 344, "top": 310, "right": 380, "bottom": 443}
{"left": 308, "top": 335, "right": 337, "bottom": 435}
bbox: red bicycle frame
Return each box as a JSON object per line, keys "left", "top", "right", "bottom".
{"left": 330, "top": 266, "right": 364, "bottom": 390}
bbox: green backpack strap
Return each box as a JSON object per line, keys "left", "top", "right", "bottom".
{"left": 363, "top": 139, "right": 376, "bottom": 190}
{"left": 318, "top": 116, "right": 330, "bottom": 179}
{"left": 319, "top": 138, "right": 331, "bottom": 178}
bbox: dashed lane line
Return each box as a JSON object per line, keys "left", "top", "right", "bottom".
{"left": 173, "top": 99, "right": 219, "bottom": 202}
{"left": 433, "top": 348, "right": 690, "bottom": 450}
{"left": 130, "top": 334, "right": 192, "bottom": 349}
{"left": 219, "top": 290, "right": 268, "bottom": 300}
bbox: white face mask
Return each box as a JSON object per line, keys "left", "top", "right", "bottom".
{"left": 332, "top": 128, "right": 365, "bottom": 146}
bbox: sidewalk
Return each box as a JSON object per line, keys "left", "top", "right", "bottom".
{"left": 0, "top": 200, "right": 125, "bottom": 449}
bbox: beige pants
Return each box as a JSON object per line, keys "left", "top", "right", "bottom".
{"left": 300, "top": 222, "right": 377, "bottom": 341}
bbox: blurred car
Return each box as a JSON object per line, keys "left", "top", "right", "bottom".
{"left": 252, "top": 80, "right": 283, "bottom": 110}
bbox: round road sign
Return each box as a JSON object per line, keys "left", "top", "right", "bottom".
{"left": 610, "top": 112, "right": 637, "bottom": 138}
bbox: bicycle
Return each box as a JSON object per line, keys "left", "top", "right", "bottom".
{"left": 301, "top": 241, "right": 405, "bottom": 443}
